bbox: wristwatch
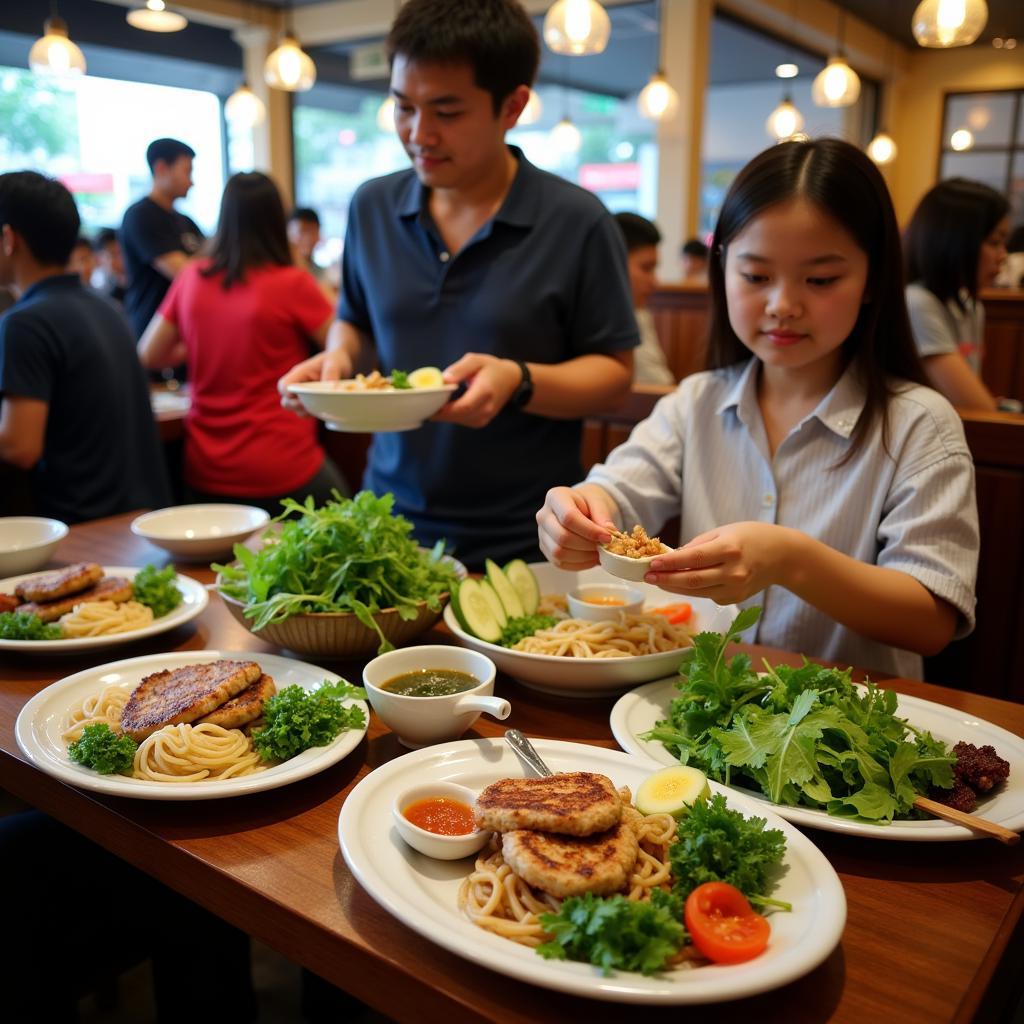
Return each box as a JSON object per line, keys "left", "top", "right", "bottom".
{"left": 509, "top": 359, "right": 534, "bottom": 409}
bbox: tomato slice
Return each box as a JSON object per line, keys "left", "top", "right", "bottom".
{"left": 649, "top": 602, "right": 692, "bottom": 624}
{"left": 684, "top": 882, "right": 770, "bottom": 964}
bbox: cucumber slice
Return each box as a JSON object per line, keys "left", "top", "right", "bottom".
{"left": 484, "top": 559, "right": 525, "bottom": 618}
{"left": 452, "top": 579, "right": 502, "bottom": 643}
{"left": 635, "top": 766, "right": 711, "bottom": 819}
{"left": 503, "top": 559, "right": 540, "bottom": 615}
{"left": 479, "top": 579, "right": 508, "bottom": 629}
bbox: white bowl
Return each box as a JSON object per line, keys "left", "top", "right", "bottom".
{"left": 598, "top": 541, "right": 672, "bottom": 582}
{"left": 567, "top": 582, "right": 645, "bottom": 621}
{"left": 391, "top": 781, "right": 490, "bottom": 860}
{"left": 131, "top": 504, "right": 270, "bottom": 561}
{"left": 363, "top": 645, "right": 509, "bottom": 748}
{"left": 0, "top": 517, "right": 68, "bottom": 576}
{"left": 286, "top": 381, "right": 457, "bottom": 433}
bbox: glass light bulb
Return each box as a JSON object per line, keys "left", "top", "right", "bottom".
{"left": 518, "top": 89, "right": 543, "bottom": 126}
{"left": 264, "top": 35, "right": 316, "bottom": 92}
{"left": 867, "top": 132, "right": 897, "bottom": 165}
{"left": 775, "top": 63, "right": 799, "bottom": 79}
{"left": 766, "top": 98, "right": 804, "bottom": 141}
{"left": 811, "top": 57, "right": 861, "bottom": 108}
{"left": 637, "top": 73, "right": 679, "bottom": 121}
{"left": 551, "top": 117, "right": 581, "bottom": 153}
{"left": 543, "top": 0, "right": 611, "bottom": 56}
{"left": 28, "top": 22, "right": 87, "bottom": 77}
{"left": 225, "top": 85, "right": 266, "bottom": 128}
{"left": 912, "top": 0, "right": 988, "bottom": 47}
{"left": 377, "top": 96, "right": 395, "bottom": 132}
{"left": 950, "top": 128, "right": 974, "bottom": 151}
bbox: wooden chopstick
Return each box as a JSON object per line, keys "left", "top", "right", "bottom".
{"left": 913, "top": 796, "right": 1020, "bottom": 845}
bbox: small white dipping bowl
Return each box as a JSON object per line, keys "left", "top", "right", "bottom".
{"left": 131, "top": 504, "right": 270, "bottom": 561}
{"left": 598, "top": 541, "right": 672, "bottom": 583}
{"left": 363, "top": 645, "right": 510, "bottom": 748}
{"left": 392, "top": 781, "right": 490, "bottom": 860}
{"left": 287, "top": 381, "right": 457, "bottom": 433}
{"left": 567, "top": 582, "right": 645, "bottom": 621}
{"left": 0, "top": 517, "right": 68, "bottom": 576}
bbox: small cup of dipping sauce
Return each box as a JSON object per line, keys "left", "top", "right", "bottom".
{"left": 567, "top": 583, "right": 645, "bottom": 621}
{"left": 363, "top": 645, "right": 510, "bottom": 748}
{"left": 392, "top": 781, "right": 490, "bottom": 860}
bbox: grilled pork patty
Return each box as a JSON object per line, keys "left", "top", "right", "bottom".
{"left": 474, "top": 772, "right": 622, "bottom": 837}
{"left": 15, "top": 562, "right": 103, "bottom": 603}
{"left": 19, "top": 576, "right": 133, "bottom": 622}
{"left": 197, "top": 674, "right": 276, "bottom": 730}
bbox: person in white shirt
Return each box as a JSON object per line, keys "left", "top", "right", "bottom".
{"left": 537, "top": 138, "right": 978, "bottom": 679}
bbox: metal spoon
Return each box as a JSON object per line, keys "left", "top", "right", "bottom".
{"left": 504, "top": 728, "right": 554, "bottom": 778}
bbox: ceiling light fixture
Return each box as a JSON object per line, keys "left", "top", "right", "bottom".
{"left": 543, "top": 0, "right": 611, "bottom": 56}
{"left": 950, "top": 128, "right": 974, "bottom": 150}
{"left": 638, "top": 1, "right": 679, "bottom": 123}
{"left": 551, "top": 116, "right": 582, "bottom": 153}
{"left": 775, "top": 63, "right": 799, "bottom": 78}
{"left": 376, "top": 95, "right": 395, "bottom": 132}
{"left": 518, "top": 89, "right": 543, "bottom": 126}
{"left": 225, "top": 81, "right": 265, "bottom": 128}
{"left": 264, "top": 33, "right": 316, "bottom": 92}
{"left": 812, "top": 10, "right": 860, "bottom": 108}
{"left": 766, "top": 95, "right": 804, "bottom": 141}
{"left": 912, "top": 0, "right": 988, "bottom": 48}
{"left": 126, "top": 0, "right": 187, "bottom": 33}
{"left": 28, "top": 14, "right": 86, "bottom": 77}
{"left": 775, "top": 0, "right": 801, "bottom": 81}
{"left": 867, "top": 132, "right": 897, "bottom": 165}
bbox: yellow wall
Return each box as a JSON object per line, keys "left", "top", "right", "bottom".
{"left": 889, "top": 48, "right": 1024, "bottom": 225}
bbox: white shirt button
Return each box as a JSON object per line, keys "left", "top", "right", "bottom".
{"left": 762, "top": 493, "right": 775, "bottom": 507}
{"left": 439, "top": 251, "right": 450, "bottom": 262}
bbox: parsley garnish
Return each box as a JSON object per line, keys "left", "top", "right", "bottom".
{"left": 132, "top": 564, "right": 183, "bottom": 618}
{"left": 68, "top": 724, "right": 137, "bottom": 774}
{"left": 251, "top": 680, "right": 366, "bottom": 762}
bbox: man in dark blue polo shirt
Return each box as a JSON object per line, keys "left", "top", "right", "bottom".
{"left": 0, "top": 171, "right": 170, "bottom": 522}
{"left": 282, "top": 0, "right": 638, "bottom": 569}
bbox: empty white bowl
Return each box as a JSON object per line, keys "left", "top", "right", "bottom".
{"left": 286, "top": 381, "right": 457, "bottom": 433}
{"left": 391, "top": 781, "right": 490, "bottom": 860}
{"left": 363, "top": 645, "right": 509, "bottom": 748}
{"left": 598, "top": 540, "right": 672, "bottom": 583}
{"left": 567, "top": 582, "right": 645, "bottom": 621}
{"left": 0, "top": 517, "right": 68, "bottom": 576}
{"left": 131, "top": 504, "right": 270, "bottom": 561}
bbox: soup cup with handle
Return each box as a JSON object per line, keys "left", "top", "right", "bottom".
{"left": 362, "top": 645, "right": 510, "bottom": 748}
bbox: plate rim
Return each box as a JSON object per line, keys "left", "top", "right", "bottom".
{"left": 0, "top": 565, "right": 208, "bottom": 652}
{"left": 610, "top": 677, "right": 1024, "bottom": 841}
{"left": 338, "top": 737, "right": 846, "bottom": 1005}
{"left": 14, "top": 648, "right": 368, "bottom": 800}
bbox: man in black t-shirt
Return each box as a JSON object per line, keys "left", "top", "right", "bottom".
{"left": 0, "top": 171, "right": 170, "bottom": 523}
{"left": 120, "top": 137, "right": 203, "bottom": 339}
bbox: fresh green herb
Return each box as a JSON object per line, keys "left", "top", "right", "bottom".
{"left": 537, "top": 890, "right": 686, "bottom": 975}
{"left": 68, "top": 723, "right": 137, "bottom": 774}
{"left": 644, "top": 609, "right": 956, "bottom": 822}
{"left": 0, "top": 611, "right": 63, "bottom": 640}
{"left": 252, "top": 679, "right": 366, "bottom": 762}
{"left": 499, "top": 614, "right": 558, "bottom": 648}
{"left": 670, "top": 793, "right": 790, "bottom": 910}
{"left": 389, "top": 370, "right": 411, "bottom": 389}
{"left": 132, "top": 564, "right": 183, "bottom": 618}
{"left": 214, "top": 491, "right": 458, "bottom": 655}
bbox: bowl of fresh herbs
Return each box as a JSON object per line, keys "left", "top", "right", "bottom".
{"left": 214, "top": 491, "right": 465, "bottom": 658}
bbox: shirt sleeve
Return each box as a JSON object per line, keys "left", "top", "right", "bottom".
{"left": 156, "top": 267, "right": 186, "bottom": 326}
{"left": 906, "top": 285, "right": 958, "bottom": 359}
{"left": 289, "top": 269, "right": 335, "bottom": 335}
{"left": 583, "top": 384, "right": 688, "bottom": 532}
{"left": 125, "top": 202, "right": 189, "bottom": 265}
{"left": 632, "top": 310, "right": 675, "bottom": 386}
{"left": 876, "top": 399, "right": 979, "bottom": 637}
{"left": 0, "top": 314, "right": 58, "bottom": 403}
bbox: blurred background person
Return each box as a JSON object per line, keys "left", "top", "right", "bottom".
{"left": 94, "top": 226, "right": 127, "bottom": 304}
{"left": 66, "top": 235, "right": 97, "bottom": 287}
{"left": 0, "top": 171, "right": 170, "bottom": 522}
{"left": 680, "top": 237, "right": 709, "bottom": 282}
{"left": 139, "top": 171, "right": 345, "bottom": 515}
{"left": 288, "top": 206, "right": 338, "bottom": 303}
{"left": 995, "top": 223, "right": 1024, "bottom": 289}
{"left": 614, "top": 212, "right": 674, "bottom": 387}
{"left": 904, "top": 178, "right": 1009, "bottom": 412}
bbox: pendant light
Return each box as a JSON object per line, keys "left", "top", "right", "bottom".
{"left": 225, "top": 82, "right": 266, "bottom": 127}
{"left": 866, "top": 40, "right": 898, "bottom": 166}
{"left": 638, "top": 1, "right": 679, "bottom": 122}
{"left": 518, "top": 89, "right": 543, "bottom": 126}
{"left": 551, "top": 117, "right": 581, "bottom": 153}
{"left": 766, "top": 95, "right": 804, "bottom": 141}
{"left": 543, "top": 0, "right": 611, "bottom": 57}
{"left": 264, "top": 3, "right": 315, "bottom": 93}
{"left": 912, "top": 0, "right": 988, "bottom": 48}
{"left": 376, "top": 96, "right": 396, "bottom": 132}
{"left": 812, "top": 9, "right": 860, "bottom": 108}
{"left": 774, "top": 1, "right": 801, "bottom": 82}
{"left": 950, "top": 128, "right": 974, "bottom": 151}
{"left": 126, "top": 0, "right": 187, "bottom": 33}
{"left": 28, "top": 11, "right": 86, "bottom": 77}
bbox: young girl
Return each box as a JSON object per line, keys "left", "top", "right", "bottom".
{"left": 537, "top": 138, "right": 978, "bottom": 680}
{"left": 904, "top": 177, "right": 1010, "bottom": 411}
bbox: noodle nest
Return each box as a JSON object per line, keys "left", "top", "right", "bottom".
{"left": 511, "top": 611, "right": 693, "bottom": 659}
{"left": 60, "top": 600, "right": 154, "bottom": 637}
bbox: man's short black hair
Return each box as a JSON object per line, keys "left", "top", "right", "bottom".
{"left": 0, "top": 171, "right": 80, "bottom": 266}
{"left": 614, "top": 212, "right": 661, "bottom": 252}
{"left": 386, "top": 0, "right": 539, "bottom": 114}
{"left": 94, "top": 227, "right": 119, "bottom": 250}
{"left": 146, "top": 138, "right": 196, "bottom": 173}
{"left": 682, "top": 238, "right": 708, "bottom": 259}
{"left": 289, "top": 207, "right": 320, "bottom": 226}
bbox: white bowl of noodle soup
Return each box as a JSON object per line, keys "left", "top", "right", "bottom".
{"left": 442, "top": 562, "right": 741, "bottom": 697}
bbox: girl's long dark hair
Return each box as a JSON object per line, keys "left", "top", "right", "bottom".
{"left": 201, "top": 172, "right": 292, "bottom": 289}
{"left": 706, "top": 137, "right": 927, "bottom": 461}
{"left": 904, "top": 177, "right": 1009, "bottom": 310}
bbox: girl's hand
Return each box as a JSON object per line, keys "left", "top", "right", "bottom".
{"left": 537, "top": 485, "right": 619, "bottom": 570}
{"left": 645, "top": 522, "right": 795, "bottom": 603}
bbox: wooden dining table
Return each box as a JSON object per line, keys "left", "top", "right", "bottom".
{"left": 2, "top": 512, "right": 1022, "bottom": 1024}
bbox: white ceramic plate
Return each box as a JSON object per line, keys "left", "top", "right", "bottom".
{"left": 610, "top": 677, "right": 1024, "bottom": 841}
{"left": 443, "top": 562, "right": 741, "bottom": 697}
{"left": 0, "top": 565, "right": 208, "bottom": 653}
{"left": 286, "top": 381, "right": 457, "bottom": 433}
{"left": 15, "top": 650, "right": 368, "bottom": 800}
{"left": 339, "top": 738, "right": 846, "bottom": 1005}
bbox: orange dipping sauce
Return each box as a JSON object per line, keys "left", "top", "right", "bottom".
{"left": 581, "top": 595, "right": 626, "bottom": 606}
{"left": 403, "top": 796, "right": 476, "bottom": 836}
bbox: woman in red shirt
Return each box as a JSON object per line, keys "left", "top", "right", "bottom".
{"left": 139, "top": 172, "right": 344, "bottom": 511}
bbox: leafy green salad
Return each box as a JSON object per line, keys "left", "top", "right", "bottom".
{"left": 644, "top": 607, "right": 956, "bottom": 822}
{"left": 214, "top": 491, "right": 458, "bottom": 655}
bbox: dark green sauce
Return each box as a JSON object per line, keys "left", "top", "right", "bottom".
{"left": 381, "top": 669, "right": 480, "bottom": 697}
